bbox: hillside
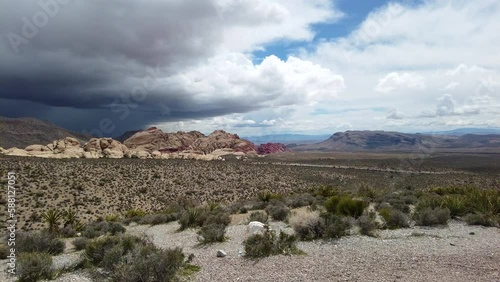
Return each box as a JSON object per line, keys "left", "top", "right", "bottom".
{"left": 293, "top": 130, "right": 500, "bottom": 152}
{"left": 0, "top": 116, "right": 92, "bottom": 149}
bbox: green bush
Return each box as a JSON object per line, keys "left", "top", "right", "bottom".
{"left": 243, "top": 226, "right": 300, "bottom": 258}
{"left": 72, "top": 237, "right": 89, "bottom": 251}
{"left": 204, "top": 211, "right": 231, "bottom": 227}
{"left": 247, "top": 211, "right": 269, "bottom": 224}
{"left": 324, "top": 196, "right": 341, "bottom": 214}
{"left": 415, "top": 207, "right": 450, "bottom": 226}
{"left": 288, "top": 193, "right": 317, "bottom": 208}
{"left": 17, "top": 232, "right": 65, "bottom": 255}
{"left": 441, "top": 195, "right": 467, "bottom": 217}
{"left": 325, "top": 196, "right": 367, "bottom": 218}
{"left": 465, "top": 189, "right": 500, "bottom": 215}
{"left": 17, "top": 252, "right": 53, "bottom": 282}
{"left": 379, "top": 208, "right": 410, "bottom": 229}
{"left": 198, "top": 224, "right": 226, "bottom": 243}
{"left": 358, "top": 214, "right": 378, "bottom": 236}
{"left": 82, "top": 221, "right": 126, "bottom": 238}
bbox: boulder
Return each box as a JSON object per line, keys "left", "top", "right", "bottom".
{"left": 48, "top": 137, "right": 84, "bottom": 158}
{"left": 247, "top": 221, "right": 266, "bottom": 235}
{"left": 25, "top": 144, "right": 54, "bottom": 157}
{"left": 125, "top": 150, "right": 151, "bottom": 159}
{"left": 83, "top": 138, "right": 129, "bottom": 158}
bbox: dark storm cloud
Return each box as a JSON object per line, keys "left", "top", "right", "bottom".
{"left": 0, "top": 0, "right": 249, "bottom": 133}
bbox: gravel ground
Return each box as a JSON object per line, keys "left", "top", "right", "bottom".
{"left": 126, "top": 220, "right": 500, "bottom": 282}
{"left": 1, "top": 220, "right": 498, "bottom": 282}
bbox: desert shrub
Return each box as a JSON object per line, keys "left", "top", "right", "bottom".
{"left": 379, "top": 208, "right": 410, "bottom": 229}
{"left": 337, "top": 197, "right": 367, "bottom": 218}
{"left": 290, "top": 211, "right": 324, "bottom": 241}
{"left": 321, "top": 213, "right": 351, "bottom": 239}
{"left": 72, "top": 237, "right": 89, "bottom": 251}
{"left": 84, "top": 235, "right": 139, "bottom": 268}
{"left": 105, "top": 214, "right": 119, "bottom": 222}
{"left": 325, "top": 196, "right": 367, "bottom": 218}
{"left": 0, "top": 244, "right": 9, "bottom": 259}
{"left": 204, "top": 211, "right": 231, "bottom": 227}
{"left": 312, "top": 185, "right": 338, "bottom": 197}
{"left": 465, "top": 189, "right": 500, "bottom": 215}
{"left": 179, "top": 208, "right": 206, "bottom": 230}
{"left": 465, "top": 213, "right": 499, "bottom": 227}
{"left": 247, "top": 211, "right": 268, "bottom": 224}
{"left": 112, "top": 246, "right": 185, "bottom": 282}
{"left": 288, "top": 193, "right": 317, "bottom": 208}
{"left": 324, "top": 196, "right": 341, "bottom": 214}
{"left": 140, "top": 213, "right": 178, "bottom": 226}
{"left": 358, "top": 214, "right": 378, "bottom": 236}
{"left": 265, "top": 203, "right": 290, "bottom": 221}
{"left": 243, "top": 226, "right": 299, "bottom": 258}
{"left": 198, "top": 224, "right": 226, "bottom": 243}
{"left": 17, "top": 232, "right": 65, "bottom": 255}
{"left": 17, "top": 252, "right": 53, "bottom": 282}
{"left": 82, "top": 221, "right": 126, "bottom": 238}
{"left": 441, "top": 195, "right": 467, "bottom": 217}
{"left": 124, "top": 209, "right": 146, "bottom": 218}
{"left": 415, "top": 207, "right": 450, "bottom": 226}
{"left": 257, "top": 190, "right": 274, "bottom": 203}
{"left": 416, "top": 196, "right": 443, "bottom": 211}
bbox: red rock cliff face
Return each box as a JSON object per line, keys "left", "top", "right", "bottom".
{"left": 257, "top": 143, "right": 288, "bottom": 154}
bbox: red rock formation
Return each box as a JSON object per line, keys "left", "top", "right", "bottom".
{"left": 257, "top": 143, "right": 289, "bottom": 154}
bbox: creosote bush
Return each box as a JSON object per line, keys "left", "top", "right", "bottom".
{"left": 358, "top": 214, "right": 378, "bottom": 236}
{"left": 290, "top": 210, "right": 324, "bottom": 241}
{"left": 321, "top": 212, "right": 351, "bottom": 239}
{"left": 17, "top": 252, "right": 54, "bottom": 282}
{"left": 243, "top": 226, "right": 300, "bottom": 258}
{"left": 73, "top": 237, "right": 89, "bottom": 251}
{"left": 325, "top": 196, "right": 367, "bottom": 218}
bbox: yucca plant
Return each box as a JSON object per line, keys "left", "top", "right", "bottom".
{"left": 41, "top": 209, "right": 63, "bottom": 234}
{"left": 63, "top": 210, "right": 78, "bottom": 228}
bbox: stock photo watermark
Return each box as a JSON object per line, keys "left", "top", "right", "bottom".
{"left": 5, "top": 0, "right": 72, "bottom": 54}
{"left": 6, "top": 171, "right": 17, "bottom": 275}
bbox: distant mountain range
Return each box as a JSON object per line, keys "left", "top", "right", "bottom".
{"left": 0, "top": 117, "right": 92, "bottom": 149}
{"left": 420, "top": 128, "right": 500, "bottom": 135}
{"left": 293, "top": 130, "right": 500, "bottom": 152}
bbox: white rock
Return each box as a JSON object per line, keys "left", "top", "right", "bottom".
{"left": 216, "top": 250, "right": 227, "bottom": 257}
{"left": 247, "top": 221, "right": 266, "bottom": 235}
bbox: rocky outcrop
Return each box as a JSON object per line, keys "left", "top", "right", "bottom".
{"left": 257, "top": 143, "right": 288, "bottom": 154}
{"left": 83, "top": 138, "right": 129, "bottom": 159}
{"left": 47, "top": 137, "right": 84, "bottom": 158}
{"left": 124, "top": 128, "right": 258, "bottom": 156}
{"left": 25, "top": 144, "right": 53, "bottom": 157}
{"left": 5, "top": 147, "right": 30, "bottom": 157}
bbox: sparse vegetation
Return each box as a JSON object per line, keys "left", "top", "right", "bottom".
{"left": 16, "top": 232, "right": 65, "bottom": 255}
{"left": 415, "top": 207, "right": 450, "bottom": 226}
{"left": 379, "top": 208, "right": 410, "bottom": 229}
{"left": 247, "top": 211, "right": 269, "bottom": 224}
{"left": 243, "top": 226, "right": 301, "bottom": 258}
{"left": 17, "top": 252, "right": 54, "bottom": 282}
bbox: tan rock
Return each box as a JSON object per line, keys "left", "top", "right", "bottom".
{"left": 83, "top": 138, "right": 128, "bottom": 158}
{"left": 6, "top": 148, "right": 31, "bottom": 157}
{"left": 48, "top": 137, "right": 84, "bottom": 158}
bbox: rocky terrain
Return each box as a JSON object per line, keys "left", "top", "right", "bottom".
{"left": 294, "top": 130, "right": 500, "bottom": 152}
{"left": 0, "top": 128, "right": 273, "bottom": 161}
{"left": 257, "top": 142, "right": 289, "bottom": 154}
{"left": 0, "top": 116, "right": 91, "bottom": 149}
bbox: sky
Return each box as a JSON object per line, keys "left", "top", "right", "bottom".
{"left": 0, "top": 0, "right": 499, "bottom": 137}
